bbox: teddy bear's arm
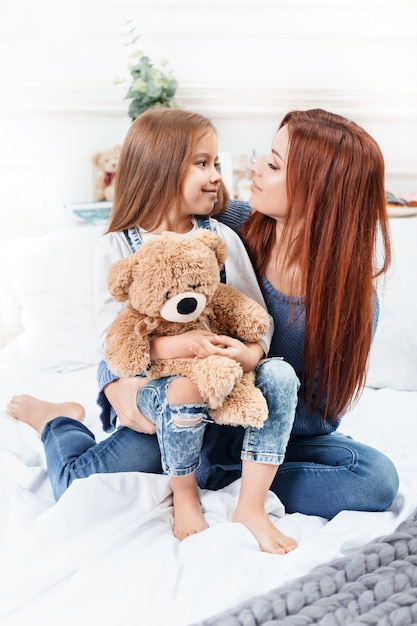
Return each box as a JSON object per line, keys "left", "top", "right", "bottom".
{"left": 104, "top": 308, "right": 151, "bottom": 378}
{"left": 210, "top": 284, "right": 270, "bottom": 343}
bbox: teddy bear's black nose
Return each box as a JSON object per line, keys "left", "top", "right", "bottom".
{"left": 177, "top": 297, "right": 198, "bottom": 315}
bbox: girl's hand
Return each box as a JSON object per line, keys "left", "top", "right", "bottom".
{"left": 151, "top": 330, "right": 215, "bottom": 360}
{"left": 189, "top": 335, "right": 264, "bottom": 372}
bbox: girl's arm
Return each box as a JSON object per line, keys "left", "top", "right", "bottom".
{"left": 189, "top": 335, "right": 264, "bottom": 372}
{"left": 151, "top": 333, "right": 264, "bottom": 372}
{"left": 150, "top": 330, "right": 215, "bottom": 360}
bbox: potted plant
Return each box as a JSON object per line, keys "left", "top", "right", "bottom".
{"left": 123, "top": 24, "right": 178, "bottom": 121}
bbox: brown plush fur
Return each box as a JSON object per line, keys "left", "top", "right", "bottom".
{"left": 105, "top": 230, "right": 270, "bottom": 427}
{"left": 91, "top": 145, "right": 121, "bottom": 202}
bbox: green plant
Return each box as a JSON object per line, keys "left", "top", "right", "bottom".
{"left": 123, "top": 24, "right": 178, "bottom": 121}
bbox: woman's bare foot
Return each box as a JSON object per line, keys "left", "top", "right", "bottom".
{"left": 6, "top": 395, "right": 85, "bottom": 434}
{"left": 232, "top": 505, "right": 297, "bottom": 555}
{"left": 171, "top": 475, "right": 208, "bottom": 541}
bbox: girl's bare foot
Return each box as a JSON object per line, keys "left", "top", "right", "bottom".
{"left": 232, "top": 505, "right": 297, "bottom": 555}
{"left": 6, "top": 395, "right": 85, "bottom": 434}
{"left": 171, "top": 475, "right": 208, "bottom": 541}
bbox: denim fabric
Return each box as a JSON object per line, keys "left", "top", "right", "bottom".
{"left": 137, "top": 376, "right": 212, "bottom": 477}
{"left": 42, "top": 358, "right": 298, "bottom": 498}
{"left": 42, "top": 418, "right": 162, "bottom": 500}
{"left": 270, "top": 432, "right": 400, "bottom": 519}
{"left": 196, "top": 358, "right": 300, "bottom": 487}
{"left": 241, "top": 358, "right": 299, "bottom": 464}
{"left": 137, "top": 358, "right": 299, "bottom": 477}
{"left": 41, "top": 358, "right": 399, "bottom": 517}
{"left": 198, "top": 359, "right": 399, "bottom": 519}
{"left": 202, "top": 426, "right": 399, "bottom": 519}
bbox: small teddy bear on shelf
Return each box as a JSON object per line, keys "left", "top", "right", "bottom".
{"left": 105, "top": 229, "right": 271, "bottom": 428}
{"left": 91, "top": 145, "right": 121, "bottom": 202}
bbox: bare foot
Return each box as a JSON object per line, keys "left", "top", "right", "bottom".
{"left": 6, "top": 394, "right": 85, "bottom": 434}
{"left": 232, "top": 505, "right": 297, "bottom": 555}
{"left": 171, "top": 475, "right": 208, "bottom": 541}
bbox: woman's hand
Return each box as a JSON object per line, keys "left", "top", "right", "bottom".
{"left": 104, "top": 377, "right": 156, "bottom": 434}
{"left": 190, "top": 335, "right": 264, "bottom": 372}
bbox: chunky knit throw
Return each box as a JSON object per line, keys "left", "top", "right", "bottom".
{"left": 193, "top": 509, "right": 417, "bottom": 626}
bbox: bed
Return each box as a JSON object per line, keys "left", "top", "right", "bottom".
{"left": 0, "top": 215, "right": 416, "bottom": 626}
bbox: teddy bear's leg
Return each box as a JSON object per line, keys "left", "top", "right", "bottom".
{"left": 191, "top": 355, "right": 243, "bottom": 409}
{"left": 209, "top": 371, "right": 268, "bottom": 428}
{"left": 148, "top": 355, "right": 243, "bottom": 409}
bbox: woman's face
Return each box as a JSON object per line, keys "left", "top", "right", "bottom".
{"left": 249, "top": 125, "right": 289, "bottom": 220}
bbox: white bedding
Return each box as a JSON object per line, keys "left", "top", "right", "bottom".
{"left": 0, "top": 217, "right": 416, "bottom": 626}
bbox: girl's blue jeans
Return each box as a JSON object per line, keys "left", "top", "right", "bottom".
{"left": 41, "top": 359, "right": 399, "bottom": 519}
{"left": 136, "top": 358, "right": 298, "bottom": 477}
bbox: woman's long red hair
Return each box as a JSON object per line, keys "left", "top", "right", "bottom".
{"left": 242, "top": 109, "right": 391, "bottom": 419}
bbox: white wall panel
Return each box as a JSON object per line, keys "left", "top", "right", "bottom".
{"left": 0, "top": 0, "right": 416, "bottom": 348}
{"left": 0, "top": 0, "right": 415, "bottom": 232}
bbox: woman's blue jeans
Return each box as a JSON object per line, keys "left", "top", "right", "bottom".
{"left": 41, "top": 359, "right": 399, "bottom": 519}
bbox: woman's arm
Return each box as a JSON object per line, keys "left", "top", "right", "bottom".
{"left": 104, "top": 377, "right": 156, "bottom": 434}
{"left": 216, "top": 199, "right": 251, "bottom": 232}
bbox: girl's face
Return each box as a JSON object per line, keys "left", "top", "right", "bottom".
{"left": 180, "top": 131, "right": 222, "bottom": 218}
{"left": 249, "top": 125, "right": 289, "bottom": 221}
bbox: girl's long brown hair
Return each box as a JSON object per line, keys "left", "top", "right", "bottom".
{"left": 242, "top": 109, "right": 391, "bottom": 420}
{"left": 106, "top": 108, "right": 229, "bottom": 234}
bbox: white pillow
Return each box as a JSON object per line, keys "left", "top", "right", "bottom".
{"left": 366, "top": 217, "right": 417, "bottom": 391}
{"left": 0, "top": 226, "right": 104, "bottom": 371}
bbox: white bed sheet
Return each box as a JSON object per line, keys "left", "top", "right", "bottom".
{"left": 1, "top": 358, "right": 416, "bottom": 626}
{"left": 1, "top": 216, "right": 416, "bottom": 625}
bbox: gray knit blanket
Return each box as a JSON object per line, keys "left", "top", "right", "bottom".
{"left": 193, "top": 509, "right": 417, "bottom": 626}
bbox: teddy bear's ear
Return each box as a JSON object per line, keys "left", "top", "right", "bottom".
{"left": 193, "top": 229, "right": 227, "bottom": 268}
{"left": 107, "top": 256, "right": 137, "bottom": 302}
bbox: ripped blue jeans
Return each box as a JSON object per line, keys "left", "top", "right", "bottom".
{"left": 137, "top": 358, "right": 300, "bottom": 477}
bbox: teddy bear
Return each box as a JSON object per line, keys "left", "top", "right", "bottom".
{"left": 91, "top": 145, "right": 121, "bottom": 202}
{"left": 104, "top": 229, "right": 271, "bottom": 428}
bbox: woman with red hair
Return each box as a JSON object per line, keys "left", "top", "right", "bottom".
{"left": 198, "top": 108, "right": 399, "bottom": 517}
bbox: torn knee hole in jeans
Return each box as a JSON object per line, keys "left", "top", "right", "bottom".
{"left": 172, "top": 414, "right": 202, "bottom": 427}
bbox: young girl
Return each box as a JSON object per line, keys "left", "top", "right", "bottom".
{"left": 8, "top": 108, "right": 299, "bottom": 554}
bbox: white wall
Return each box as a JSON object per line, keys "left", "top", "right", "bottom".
{"left": 0, "top": 0, "right": 416, "bottom": 239}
